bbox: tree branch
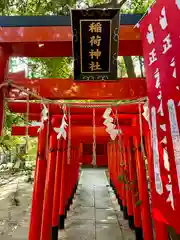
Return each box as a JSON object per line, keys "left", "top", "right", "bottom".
{"left": 119, "top": 0, "right": 128, "bottom": 8}
{"left": 93, "top": 0, "right": 128, "bottom": 9}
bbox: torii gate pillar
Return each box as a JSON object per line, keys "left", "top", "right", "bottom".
{"left": 0, "top": 46, "right": 10, "bottom": 135}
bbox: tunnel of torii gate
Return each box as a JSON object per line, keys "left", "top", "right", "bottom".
{"left": 0, "top": 1, "right": 180, "bottom": 240}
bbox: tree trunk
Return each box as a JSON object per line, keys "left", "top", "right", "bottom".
{"left": 93, "top": 0, "right": 128, "bottom": 8}
{"left": 90, "top": 0, "right": 135, "bottom": 78}
{"left": 94, "top": 0, "right": 136, "bottom": 78}
{"left": 139, "top": 56, "right": 144, "bottom": 78}
{"left": 123, "top": 56, "right": 136, "bottom": 78}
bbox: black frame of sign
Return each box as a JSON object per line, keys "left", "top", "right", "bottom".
{"left": 71, "top": 9, "right": 120, "bottom": 81}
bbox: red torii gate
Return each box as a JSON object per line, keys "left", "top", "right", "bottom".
{"left": 9, "top": 100, "right": 153, "bottom": 240}
{"left": 0, "top": 3, "right": 179, "bottom": 240}
{"left": 8, "top": 76, "right": 146, "bottom": 100}
{"left": 0, "top": 13, "right": 149, "bottom": 239}
{"left": 9, "top": 101, "right": 141, "bottom": 167}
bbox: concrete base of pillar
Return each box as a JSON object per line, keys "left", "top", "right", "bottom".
{"left": 59, "top": 215, "right": 65, "bottom": 230}
{"left": 135, "top": 227, "right": 143, "bottom": 240}
{"left": 66, "top": 202, "right": 70, "bottom": 211}
{"left": 118, "top": 198, "right": 123, "bottom": 211}
{"left": 64, "top": 207, "right": 67, "bottom": 219}
{"left": 70, "top": 197, "right": 73, "bottom": 205}
{"left": 68, "top": 195, "right": 73, "bottom": 206}
{"left": 123, "top": 206, "right": 128, "bottom": 220}
{"left": 52, "top": 226, "right": 58, "bottom": 240}
{"left": 128, "top": 215, "right": 135, "bottom": 230}
{"left": 110, "top": 179, "right": 113, "bottom": 188}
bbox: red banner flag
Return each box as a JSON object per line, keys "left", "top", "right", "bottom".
{"left": 140, "top": 0, "right": 180, "bottom": 233}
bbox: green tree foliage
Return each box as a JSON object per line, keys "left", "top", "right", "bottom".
{"left": 3, "top": 0, "right": 154, "bottom": 80}
{"left": 0, "top": 102, "right": 25, "bottom": 149}
{"left": 123, "top": 0, "right": 154, "bottom": 13}
{"left": 0, "top": 0, "right": 152, "bottom": 159}
{"left": 0, "top": 0, "right": 76, "bottom": 16}
{"left": 26, "top": 57, "right": 73, "bottom": 78}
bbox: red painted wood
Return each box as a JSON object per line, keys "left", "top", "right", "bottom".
{"left": 133, "top": 135, "right": 153, "bottom": 240}
{"left": 41, "top": 129, "right": 57, "bottom": 240}
{"left": 8, "top": 102, "right": 143, "bottom": 114}
{"left": 121, "top": 138, "right": 127, "bottom": 208}
{"left": 124, "top": 137, "right": 133, "bottom": 216}
{"left": 0, "top": 25, "right": 141, "bottom": 42}
{"left": 8, "top": 77, "right": 146, "bottom": 100}
{"left": 128, "top": 137, "right": 142, "bottom": 228}
{"left": 0, "top": 25, "right": 142, "bottom": 56}
{"left": 8, "top": 40, "right": 142, "bottom": 57}
{"left": 154, "top": 220, "right": 169, "bottom": 240}
{"left": 52, "top": 139, "right": 62, "bottom": 227}
{"left": 116, "top": 139, "right": 123, "bottom": 202}
{"left": 0, "top": 46, "right": 10, "bottom": 135}
{"left": 59, "top": 140, "right": 67, "bottom": 216}
{"left": 29, "top": 122, "right": 47, "bottom": 240}
{"left": 11, "top": 125, "right": 141, "bottom": 137}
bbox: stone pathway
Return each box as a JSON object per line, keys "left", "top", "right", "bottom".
{"left": 0, "top": 169, "right": 135, "bottom": 239}
{"left": 0, "top": 176, "right": 32, "bottom": 239}
{"left": 59, "top": 169, "right": 135, "bottom": 240}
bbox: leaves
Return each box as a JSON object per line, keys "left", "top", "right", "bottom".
{"left": 123, "top": 0, "right": 154, "bottom": 14}
{"left": 0, "top": 0, "right": 153, "bottom": 168}
{"left": 0, "top": 0, "right": 77, "bottom": 16}
{"left": 26, "top": 57, "right": 73, "bottom": 79}
{"left": 118, "top": 174, "right": 125, "bottom": 182}
{"left": 136, "top": 199, "right": 142, "bottom": 206}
